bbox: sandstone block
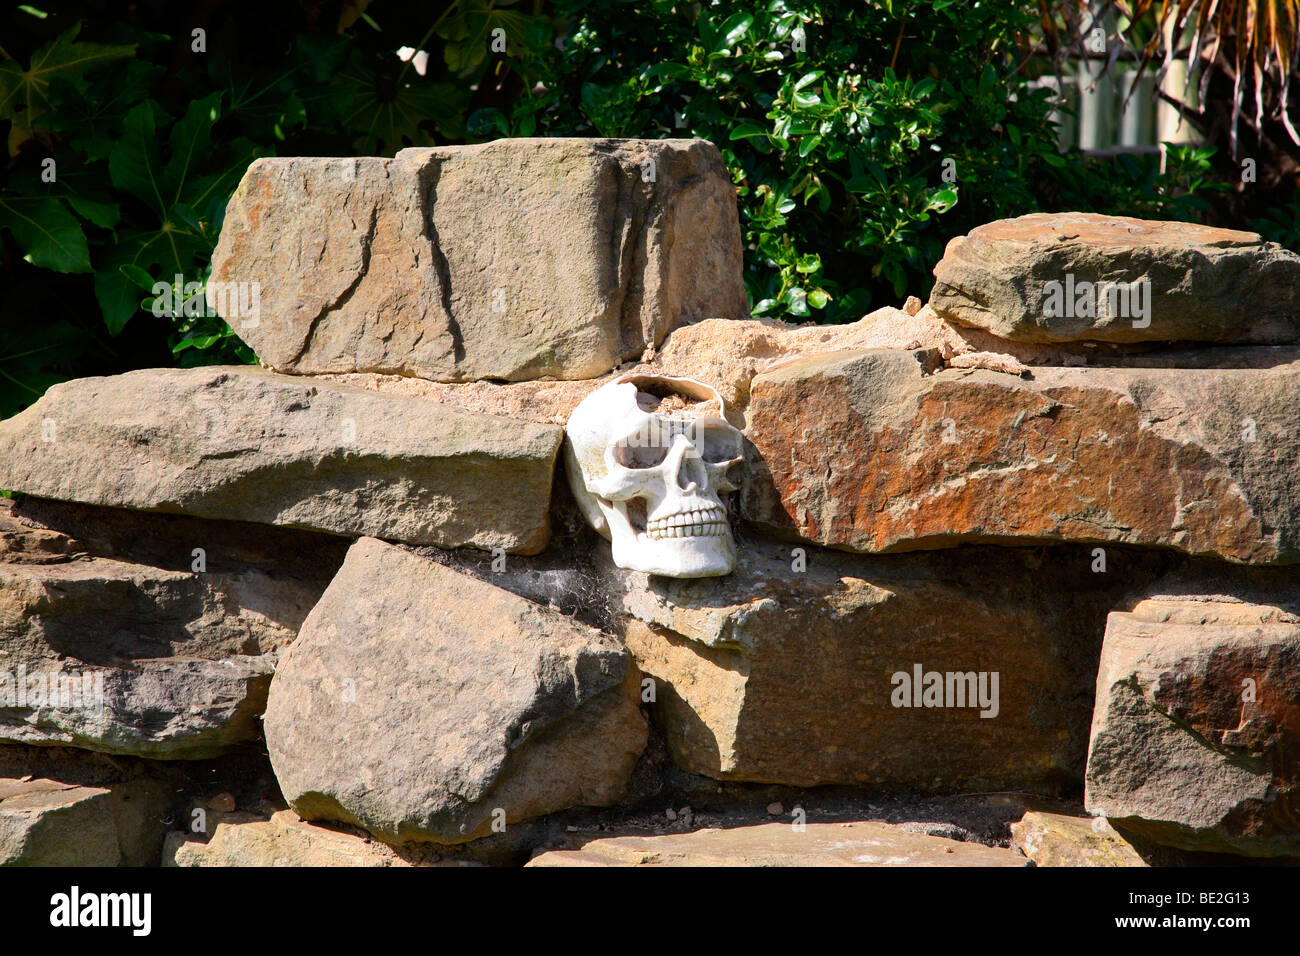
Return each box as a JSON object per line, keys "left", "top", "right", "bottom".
{"left": 527, "top": 820, "right": 1028, "bottom": 867}
{"left": 1085, "top": 567, "right": 1300, "bottom": 856}
{"left": 603, "top": 537, "right": 1164, "bottom": 790}
{"left": 264, "top": 538, "right": 647, "bottom": 844}
{"left": 0, "top": 366, "right": 562, "bottom": 553}
{"left": 1009, "top": 810, "right": 1147, "bottom": 866}
{"left": 210, "top": 139, "right": 748, "bottom": 382}
{"left": 742, "top": 348, "right": 1300, "bottom": 563}
{"left": 0, "top": 498, "right": 345, "bottom": 757}
{"left": 0, "top": 776, "right": 168, "bottom": 866}
{"left": 165, "top": 810, "right": 418, "bottom": 867}
{"left": 929, "top": 213, "right": 1300, "bottom": 345}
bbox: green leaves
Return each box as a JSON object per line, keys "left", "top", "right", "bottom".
{"left": 107, "top": 99, "right": 165, "bottom": 210}
{"left": 709, "top": 12, "right": 754, "bottom": 54}
{"left": 95, "top": 93, "right": 262, "bottom": 334}
{"left": 332, "top": 59, "right": 469, "bottom": 153}
{"left": 0, "top": 196, "right": 91, "bottom": 272}
{"left": 0, "top": 23, "right": 136, "bottom": 155}
{"left": 437, "top": 0, "right": 550, "bottom": 76}
{"left": 1, "top": 0, "right": 1234, "bottom": 421}
{"left": 0, "top": 318, "right": 85, "bottom": 420}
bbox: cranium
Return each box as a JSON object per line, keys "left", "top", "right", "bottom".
{"left": 565, "top": 373, "right": 743, "bottom": 577}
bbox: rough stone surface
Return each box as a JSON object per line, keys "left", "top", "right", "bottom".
{"left": 637, "top": 307, "right": 1167, "bottom": 426}
{"left": 603, "top": 535, "right": 1167, "bottom": 790}
{"left": 948, "top": 350, "right": 1030, "bottom": 376}
{"left": 526, "top": 820, "right": 1029, "bottom": 866}
{"left": 742, "top": 347, "right": 1300, "bottom": 563}
{"left": 0, "top": 776, "right": 168, "bottom": 866}
{"left": 165, "top": 810, "right": 419, "bottom": 867}
{"left": 0, "top": 366, "right": 562, "bottom": 554}
{"left": 314, "top": 371, "right": 611, "bottom": 427}
{"left": 0, "top": 498, "right": 344, "bottom": 758}
{"left": 645, "top": 307, "right": 956, "bottom": 415}
{"left": 930, "top": 213, "right": 1300, "bottom": 344}
{"left": 210, "top": 139, "right": 748, "bottom": 383}
{"left": 264, "top": 537, "right": 647, "bottom": 845}
{"left": 306, "top": 301, "right": 1198, "bottom": 435}
{"left": 1086, "top": 567, "right": 1300, "bottom": 856}
{"left": 1010, "top": 810, "right": 1147, "bottom": 866}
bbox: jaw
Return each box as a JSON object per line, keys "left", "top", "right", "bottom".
{"left": 609, "top": 527, "right": 737, "bottom": 577}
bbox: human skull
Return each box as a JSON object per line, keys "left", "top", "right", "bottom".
{"left": 565, "top": 373, "right": 743, "bottom": 577}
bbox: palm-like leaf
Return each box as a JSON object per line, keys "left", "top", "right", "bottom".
{"left": 1116, "top": 0, "right": 1300, "bottom": 150}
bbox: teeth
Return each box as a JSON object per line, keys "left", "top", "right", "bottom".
{"left": 644, "top": 506, "right": 728, "bottom": 540}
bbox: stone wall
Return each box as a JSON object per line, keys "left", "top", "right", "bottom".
{"left": 1, "top": 142, "right": 1296, "bottom": 865}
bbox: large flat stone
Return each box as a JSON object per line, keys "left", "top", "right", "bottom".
{"left": 603, "top": 536, "right": 1166, "bottom": 790}
{"left": 0, "top": 498, "right": 345, "bottom": 758}
{"left": 210, "top": 139, "right": 748, "bottom": 382}
{"left": 741, "top": 348, "right": 1300, "bottom": 563}
{"left": 0, "top": 366, "right": 562, "bottom": 553}
{"left": 264, "top": 538, "right": 647, "bottom": 845}
{"left": 1085, "top": 566, "right": 1300, "bottom": 856}
{"left": 929, "top": 213, "right": 1300, "bottom": 344}
{"left": 526, "top": 820, "right": 1029, "bottom": 867}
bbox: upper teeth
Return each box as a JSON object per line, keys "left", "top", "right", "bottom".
{"left": 645, "top": 507, "right": 727, "bottom": 539}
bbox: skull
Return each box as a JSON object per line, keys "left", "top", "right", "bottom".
{"left": 565, "top": 373, "right": 743, "bottom": 577}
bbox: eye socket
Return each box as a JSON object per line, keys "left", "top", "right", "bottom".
{"left": 699, "top": 425, "right": 742, "bottom": 464}
{"left": 610, "top": 421, "right": 742, "bottom": 469}
{"left": 613, "top": 443, "right": 670, "bottom": 468}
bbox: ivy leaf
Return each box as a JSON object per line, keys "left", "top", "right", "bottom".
{"left": 217, "top": 34, "right": 350, "bottom": 138}
{"left": 99, "top": 94, "right": 258, "bottom": 334}
{"left": 0, "top": 196, "right": 91, "bottom": 272}
{"left": 165, "top": 93, "right": 224, "bottom": 206}
{"left": 437, "top": 1, "right": 541, "bottom": 73}
{"left": 0, "top": 23, "right": 136, "bottom": 155}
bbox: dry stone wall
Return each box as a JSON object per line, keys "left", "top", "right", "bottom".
{"left": 1, "top": 139, "right": 1297, "bottom": 864}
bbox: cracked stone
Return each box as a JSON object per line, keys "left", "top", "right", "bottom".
{"left": 209, "top": 139, "right": 748, "bottom": 383}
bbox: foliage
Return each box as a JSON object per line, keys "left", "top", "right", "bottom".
{"left": 1046, "top": 1, "right": 1300, "bottom": 228}
{"left": 1116, "top": 0, "right": 1300, "bottom": 151}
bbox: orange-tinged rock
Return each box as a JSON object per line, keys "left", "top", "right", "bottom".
{"left": 741, "top": 348, "right": 1300, "bottom": 563}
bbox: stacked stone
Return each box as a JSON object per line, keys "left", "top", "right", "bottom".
{"left": 1, "top": 140, "right": 1297, "bottom": 864}
{"left": 0, "top": 139, "right": 744, "bottom": 864}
